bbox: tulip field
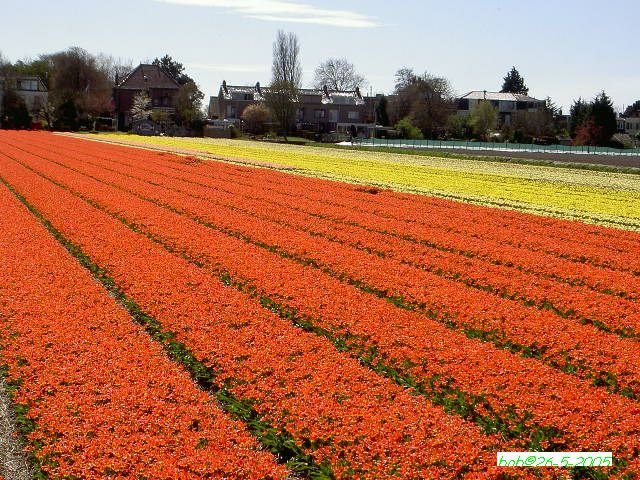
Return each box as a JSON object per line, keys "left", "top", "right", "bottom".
{"left": 1, "top": 131, "right": 639, "bottom": 479}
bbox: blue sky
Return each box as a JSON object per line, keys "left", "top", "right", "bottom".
{"left": 2, "top": 0, "right": 638, "bottom": 113}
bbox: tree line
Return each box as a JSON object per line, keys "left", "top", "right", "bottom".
{"left": 3, "top": 38, "right": 637, "bottom": 146}
{"left": 0, "top": 47, "right": 204, "bottom": 132}
{"left": 251, "top": 32, "right": 635, "bottom": 147}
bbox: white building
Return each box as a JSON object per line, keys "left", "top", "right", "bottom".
{"left": 617, "top": 116, "right": 640, "bottom": 136}
{"left": 457, "top": 90, "right": 545, "bottom": 126}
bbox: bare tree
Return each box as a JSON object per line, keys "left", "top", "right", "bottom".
{"left": 271, "top": 30, "right": 302, "bottom": 87}
{"left": 0, "top": 51, "right": 12, "bottom": 76}
{"left": 313, "top": 58, "right": 366, "bottom": 91}
{"left": 266, "top": 30, "right": 302, "bottom": 140}
{"left": 390, "top": 67, "right": 455, "bottom": 138}
{"left": 95, "top": 53, "right": 133, "bottom": 85}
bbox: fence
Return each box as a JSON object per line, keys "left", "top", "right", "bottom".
{"left": 353, "top": 138, "right": 640, "bottom": 157}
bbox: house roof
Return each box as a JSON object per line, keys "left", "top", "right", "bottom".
{"left": 219, "top": 81, "right": 367, "bottom": 105}
{"left": 116, "top": 64, "right": 181, "bottom": 90}
{"left": 460, "top": 91, "right": 543, "bottom": 102}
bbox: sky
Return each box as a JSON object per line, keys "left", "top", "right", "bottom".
{"left": 1, "top": 0, "right": 639, "bottom": 114}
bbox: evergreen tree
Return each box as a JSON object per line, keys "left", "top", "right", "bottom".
{"left": 569, "top": 98, "right": 590, "bottom": 137}
{"left": 500, "top": 66, "right": 529, "bottom": 95}
{"left": 375, "top": 95, "right": 390, "bottom": 127}
{"left": 152, "top": 55, "right": 193, "bottom": 85}
{"left": 590, "top": 91, "right": 617, "bottom": 144}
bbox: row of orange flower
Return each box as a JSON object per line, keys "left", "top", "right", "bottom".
{"left": 3, "top": 133, "right": 639, "bottom": 475}
{"left": 0, "top": 177, "right": 285, "bottom": 479}
{"left": 66, "top": 141, "right": 638, "bottom": 337}
{"left": 22, "top": 135, "right": 640, "bottom": 400}
{"left": 42, "top": 131, "right": 640, "bottom": 301}
{"left": 0, "top": 142, "right": 506, "bottom": 478}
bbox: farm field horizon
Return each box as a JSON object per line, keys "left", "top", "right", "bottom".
{"left": 1, "top": 130, "right": 639, "bottom": 479}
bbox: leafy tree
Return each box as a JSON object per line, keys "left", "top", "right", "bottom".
{"left": 1, "top": 87, "right": 31, "bottom": 128}
{"left": 395, "top": 117, "right": 423, "bottom": 139}
{"left": 152, "top": 54, "right": 193, "bottom": 85}
{"left": 569, "top": 92, "right": 616, "bottom": 145}
{"left": 266, "top": 30, "right": 302, "bottom": 140}
{"left": 175, "top": 81, "right": 204, "bottom": 126}
{"left": 56, "top": 99, "right": 79, "bottom": 130}
{"left": 544, "top": 97, "right": 561, "bottom": 117}
{"left": 11, "top": 57, "right": 53, "bottom": 87}
{"left": 500, "top": 66, "right": 529, "bottom": 95}
{"left": 391, "top": 67, "right": 455, "bottom": 138}
{"left": 313, "top": 58, "right": 366, "bottom": 90}
{"left": 446, "top": 114, "right": 469, "bottom": 139}
{"left": 241, "top": 103, "right": 270, "bottom": 134}
{"left": 47, "top": 47, "right": 114, "bottom": 127}
{"left": 0, "top": 51, "right": 12, "bottom": 76}
{"left": 569, "top": 98, "right": 590, "bottom": 137}
{"left": 375, "top": 95, "right": 390, "bottom": 127}
{"left": 469, "top": 101, "right": 498, "bottom": 140}
{"left": 573, "top": 117, "right": 602, "bottom": 146}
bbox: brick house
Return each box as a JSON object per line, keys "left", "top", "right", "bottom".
{"left": 113, "top": 64, "right": 180, "bottom": 130}
{"left": 209, "top": 81, "right": 375, "bottom": 135}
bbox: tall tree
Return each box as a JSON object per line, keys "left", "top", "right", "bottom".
{"left": 590, "top": 90, "right": 617, "bottom": 143}
{"left": 390, "top": 67, "right": 455, "bottom": 138}
{"left": 96, "top": 54, "right": 133, "bottom": 85}
{"left": 175, "top": 80, "right": 204, "bottom": 126}
{"left": 500, "top": 66, "right": 529, "bottom": 95}
{"left": 0, "top": 51, "right": 12, "bottom": 76}
{"left": 152, "top": 54, "right": 193, "bottom": 85}
{"left": 375, "top": 95, "right": 390, "bottom": 127}
{"left": 569, "top": 98, "right": 591, "bottom": 137}
{"left": 313, "top": 58, "right": 366, "bottom": 90}
{"left": 47, "top": 47, "right": 114, "bottom": 124}
{"left": 266, "top": 30, "right": 302, "bottom": 140}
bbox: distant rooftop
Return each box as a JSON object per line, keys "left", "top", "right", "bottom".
{"left": 116, "top": 64, "right": 181, "bottom": 90}
{"left": 460, "top": 91, "right": 543, "bottom": 102}
{"left": 219, "top": 81, "right": 368, "bottom": 105}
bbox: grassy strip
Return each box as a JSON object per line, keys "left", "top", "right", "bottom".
{"left": 0, "top": 176, "right": 334, "bottom": 480}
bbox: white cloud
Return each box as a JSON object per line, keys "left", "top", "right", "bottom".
{"left": 153, "top": 0, "right": 379, "bottom": 28}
